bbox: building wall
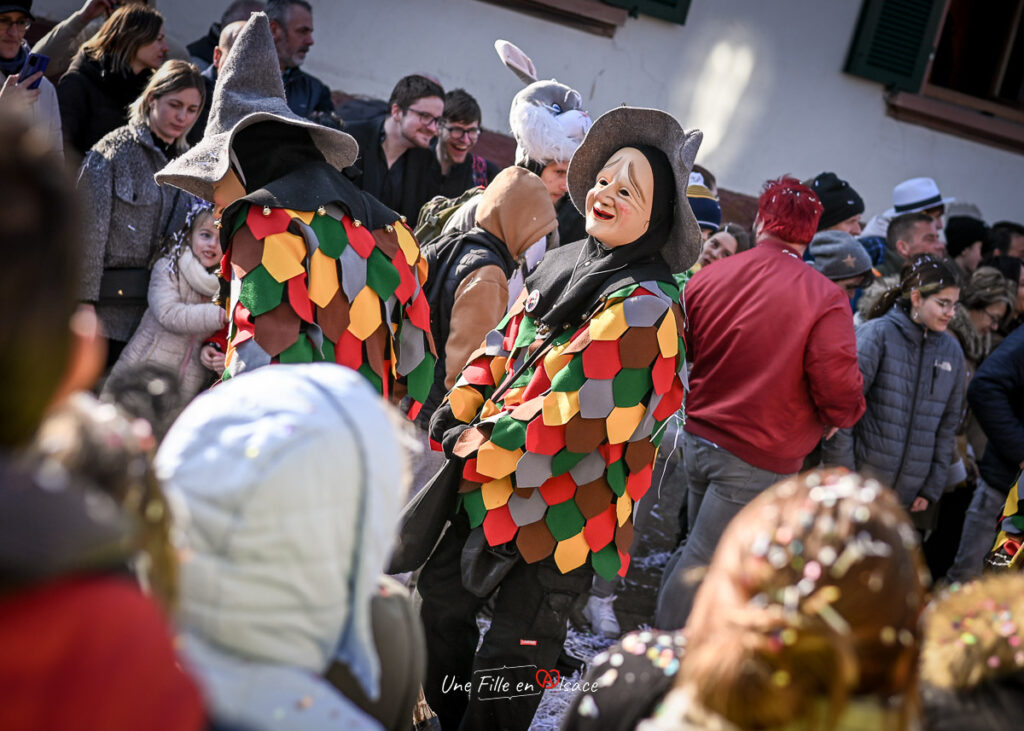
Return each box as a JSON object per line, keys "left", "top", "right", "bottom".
{"left": 34, "top": 0, "right": 1022, "bottom": 223}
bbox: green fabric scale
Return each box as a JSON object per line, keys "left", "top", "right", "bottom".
{"left": 310, "top": 213, "right": 348, "bottom": 258}
{"left": 366, "top": 248, "right": 401, "bottom": 301}
{"left": 239, "top": 265, "right": 284, "bottom": 316}
{"left": 613, "top": 368, "right": 653, "bottom": 407}
{"left": 279, "top": 334, "right": 313, "bottom": 363}
{"left": 490, "top": 414, "right": 528, "bottom": 451}
{"left": 545, "top": 500, "right": 585, "bottom": 541}
{"left": 607, "top": 460, "right": 627, "bottom": 496}
{"left": 551, "top": 448, "right": 587, "bottom": 477}
{"left": 550, "top": 355, "right": 586, "bottom": 393}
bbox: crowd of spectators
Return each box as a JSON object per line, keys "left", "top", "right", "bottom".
{"left": 1, "top": 1, "right": 1023, "bottom": 730}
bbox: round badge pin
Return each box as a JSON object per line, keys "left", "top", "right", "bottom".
{"left": 525, "top": 290, "right": 540, "bottom": 312}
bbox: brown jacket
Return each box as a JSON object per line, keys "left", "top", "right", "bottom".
{"left": 443, "top": 167, "right": 556, "bottom": 387}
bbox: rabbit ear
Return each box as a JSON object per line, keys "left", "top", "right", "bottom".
{"left": 495, "top": 39, "right": 538, "bottom": 84}
{"left": 679, "top": 129, "right": 703, "bottom": 171}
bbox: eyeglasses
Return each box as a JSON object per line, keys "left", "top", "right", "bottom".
{"left": 444, "top": 123, "right": 480, "bottom": 141}
{"left": 980, "top": 307, "right": 1005, "bottom": 324}
{"left": 923, "top": 205, "right": 946, "bottom": 219}
{"left": 406, "top": 108, "right": 442, "bottom": 128}
{"left": 0, "top": 17, "right": 31, "bottom": 33}
{"left": 932, "top": 297, "right": 959, "bottom": 313}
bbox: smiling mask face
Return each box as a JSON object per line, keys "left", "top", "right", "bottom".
{"left": 584, "top": 147, "right": 654, "bottom": 248}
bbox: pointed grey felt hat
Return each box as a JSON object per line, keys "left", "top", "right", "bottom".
{"left": 155, "top": 12, "right": 357, "bottom": 202}
{"left": 567, "top": 106, "right": 703, "bottom": 273}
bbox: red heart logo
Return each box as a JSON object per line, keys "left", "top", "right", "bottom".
{"left": 535, "top": 668, "right": 561, "bottom": 689}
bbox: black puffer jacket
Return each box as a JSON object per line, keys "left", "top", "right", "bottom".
{"left": 282, "top": 66, "right": 333, "bottom": 119}
{"left": 57, "top": 51, "right": 151, "bottom": 160}
{"left": 416, "top": 228, "right": 516, "bottom": 428}
{"left": 969, "top": 325, "right": 1024, "bottom": 494}
{"left": 827, "top": 306, "right": 965, "bottom": 505}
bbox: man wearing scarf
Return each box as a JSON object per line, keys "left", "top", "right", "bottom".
{"left": 417, "top": 107, "right": 703, "bottom": 731}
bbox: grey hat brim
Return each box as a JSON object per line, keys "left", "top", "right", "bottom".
{"left": 567, "top": 106, "right": 703, "bottom": 273}
{"left": 154, "top": 12, "right": 358, "bottom": 202}
{"left": 155, "top": 110, "right": 358, "bottom": 202}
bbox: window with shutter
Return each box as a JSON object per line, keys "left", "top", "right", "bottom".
{"left": 602, "top": 0, "right": 692, "bottom": 25}
{"left": 846, "top": 0, "right": 1024, "bottom": 153}
{"left": 844, "top": 0, "right": 946, "bottom": 91}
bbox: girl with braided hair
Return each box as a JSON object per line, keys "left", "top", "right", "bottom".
{"left": 826, "top": 254, "right": 966, "bottom": 520}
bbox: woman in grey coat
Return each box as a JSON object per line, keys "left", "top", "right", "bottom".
{"left": 827, "top": 255, "right": 965, "bottom": 517}
{"left": 77, "top": 59, "right": 204, "bottom": 366}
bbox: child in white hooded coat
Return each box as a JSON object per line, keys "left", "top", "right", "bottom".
{"left": 107, "top": 200, "right": 226, "bottom": 401}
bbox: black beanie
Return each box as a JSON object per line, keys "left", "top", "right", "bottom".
{"left": 945, "top": 216, "right": 988, "bottom": 258}
{"left": 810, "top": 172, "right": 865, "bottom": 231}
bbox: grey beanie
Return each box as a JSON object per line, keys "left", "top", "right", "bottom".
{"left": 809, "top": 230, "right": 874, "bottom": 283}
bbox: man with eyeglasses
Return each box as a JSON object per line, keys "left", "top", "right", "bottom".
{"left": 344, "top": 74, "right": 445, "bottom": 224}
{"left": 434, "top": 88, "right": 499, "bottom": 198}
{"left": 0, "top": 1, "right": 62, "bottom": 155}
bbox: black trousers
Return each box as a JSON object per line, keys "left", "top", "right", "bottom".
{"left": 419, "top": 511, "right": 593, "bottom": 731}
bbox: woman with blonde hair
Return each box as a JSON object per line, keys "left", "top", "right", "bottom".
{"left": 78, "top": 59, "right": 204, "bottom": 366}
{"left": 57, "top": 3, "right": 168, "bottom": 157}
{"left": 565, "top": 470, "right": 928, "bottom": 731}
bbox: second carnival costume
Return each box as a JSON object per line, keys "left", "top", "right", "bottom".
{"left": 155, "top": 14, "right": 436, "bottom": 415}
{"left": 415, "top": 106, "right": 703, "bottom": 731}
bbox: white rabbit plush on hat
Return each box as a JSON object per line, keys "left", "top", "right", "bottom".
{"left": 496, "top": 40, "right": 592, "bottom": 167}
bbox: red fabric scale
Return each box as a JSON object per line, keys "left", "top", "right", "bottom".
{"left": 584, "top": 505, "right": 616, "bottom": 551}
{"left": 651, "top": 354, "right": 675, "bottom": 395}
{"left": 538, "top": 473, "right": 576, "bottom": 505}
{"left": 582, "top": 339, "right": 621, "bottom": 379}
{"left": 391, "top": 249, "right": 416, "bottom": 303}
{"left": 462, "top": 458, "right": 489, "bottom": 484}
{"left": 518, "top": 364, "right": 552, "bottom": 403}
{"left": 617, "top": 549, "right": 630, "bottom": 577}
{"left": 483, "top": 504, "right": 519, "bottom": 546}
{"left": 525, "top": 419, "right": 566, "bottom": 456}
{"left": 406, "top": 293, "right": 430, "bottom": 331}
{"left": 462, "top": 357, "right": 495, "bottom": 387}
{"left": 342, "top": 217, "right": 375, "bottom": 258}
{"left": 502, "top": 313, "right": 522, "bottom": 352}
{"left": 335, "top": 330, "right": 363, "bottom": 370}
{"left": 653, "top": 377, "right": 684, "bottom": 421}
{"left": 599, "top": 442, "right": 625, "bottom": 465}
{"left": 287, "top": 274, "right": 314, "bottom": 323}
{"left": 246, "top": 206, "right": 291, "bottom": 239}
{"left": 626, "top": 464, "right": 653, "bottom": 501}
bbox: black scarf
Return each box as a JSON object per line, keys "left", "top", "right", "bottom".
{"left": 524, "top": 144, "right": 676, "bottom": 330}
{"left": 0, "top": 43, "right": 28, "bottom": 76}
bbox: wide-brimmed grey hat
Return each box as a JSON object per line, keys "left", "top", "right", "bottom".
{"left": 155, "top": 13, "right": 357, "bottom": 202}
{"left": 567, "top": 106, "right": 703, "bottom": 273}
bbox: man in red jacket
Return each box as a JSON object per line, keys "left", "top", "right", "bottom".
{"left": 655, "top": 177, "right": 865, "bottom": 629}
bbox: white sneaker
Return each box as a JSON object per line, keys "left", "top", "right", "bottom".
{"left": 582, "top": 593, "right": 620, "bottom": 638}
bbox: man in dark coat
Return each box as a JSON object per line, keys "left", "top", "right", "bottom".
{"left": 948, "top": 325, "right": 1024, "bottom": 580}
{"left": 187, "top": 20, "right": 245, "bottom": 146}
{"left": 344, "top": 74, "right": 444, "bottom": 224}
{"left": 186, "top": 0, "right": 264, "bottom": 66}
{"left": 266, "top": 0, "right": 332, "bottom": 118}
